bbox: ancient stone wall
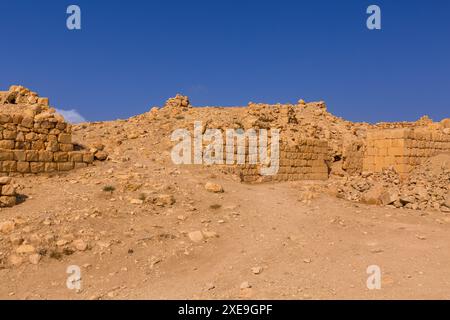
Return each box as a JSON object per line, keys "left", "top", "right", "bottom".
{"left": 231, "top": 139, "right": 329, "bottom": 183}
{"left": 0, "top": 86, "right": 97, "bottom": 176}
{"left": 363, "top": 127, "right": 450, "bottom": 177}
{"left": 342, "top": 140, "right": 365, "bottom": 175}
{"left": 0, "top": 111, "right": 94, "bottom": 175}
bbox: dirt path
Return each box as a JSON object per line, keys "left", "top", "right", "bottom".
{"left": 2, "top": 177, "right": 450, "bottom": 300}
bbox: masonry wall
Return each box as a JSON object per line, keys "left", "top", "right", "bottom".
{"left": 363, "top": 128, "right": 450, "bottom": 176}
{"left": 229, "top": 139, "right": 329, "bottom": 183}
{"left": 342, "top": 140, "right": 365, "bottom": 175}
{"left": 0, "top": 111, "right": 94, "bottom": 175}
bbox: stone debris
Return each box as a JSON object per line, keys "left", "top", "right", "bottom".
{"left": 251, "top": 266, "right": 263, "bottom": 275}
{"left": 188, "top": 231, "right": 204, "bottom": 243}
{"left": 240, "top": 281, "right": 252, "bottom": 289}
{"left": 330, "top": 153, "right": 450, "bottom": 212}
{"left": 0, "top": 177, "right": 17, "bottom": 207}
{"left": 205, "top": 182, "right": 224, "bottom": 193}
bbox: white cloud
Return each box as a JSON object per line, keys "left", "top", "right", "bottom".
{"left": 55, "top": 109, "right": 87, "bottom": 124}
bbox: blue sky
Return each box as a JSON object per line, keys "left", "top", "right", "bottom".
{"left": 1, "top": 0, "right": 449, "bottom": 123}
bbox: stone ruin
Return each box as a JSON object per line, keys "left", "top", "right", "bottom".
{"left": 0, "top": 86, "right": 98, "bottom": 176}
{"left": 0, "top": 177, "right": 17, "bottom": 207}
{"left": 155, "top": 94, "right": 450, "bottom": 183}
{"left": 0, "top": 85, "right": 108, "bottom": 206}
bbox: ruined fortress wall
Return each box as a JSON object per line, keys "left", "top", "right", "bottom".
{"left": 232, "top": 139, "right": 329, "bottom": 183}
{"left": 342, "top": 140, "right": 365, "bottom": 175}
{"left": 0, "top": 111, "right": 94, "bottom": 175}
{"left": 363, "top": 128, "right": 450, "bottom": 176}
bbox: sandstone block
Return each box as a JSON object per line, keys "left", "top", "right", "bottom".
{"left": 68, "top": 151, "right": 83, "bottom": 162}
{"left": 3, "top": 130, "right": 16, "bottom": 140}
{"left": 58, "top": 133, "right": 72, "bottom": 144}
{"left": 17, "top": 161, "right": 30, "bottom": 173}
{"left": 58, "top": 162, "right": 74, "bottom": 171}
{"left": 205, "top": 182, "right": 224, "bottom": 193}
{"left": 2, "top": 161, "right": 16, "bottom": 172}
{"left": 46, "top": 140, "right": 59, "bottom": 152}
{"left": 54, "top": 152, "right": 68, "bottom": 162}
{"left": 0, "top": 140, "right": 15, "bottom": 149}
{"left": 0, "top": 196, "right": 16, "bottom": 207}
{"left": 31, "top": 140, "right": 45, "bottom": 150}
{"left": 59, "top": 143, "right": 74, "bottom": 152}
{"left": 30, "top": 162, "right": 45, "bottom": 173}
{"left": 26, "top": 150, "right": 39, "bottom": 161}
{"left": 44, "top": 162, "right": 58, "bottom": 172}
{"left": 0, "top": 150, "right": 14, "bottom": 161}
{"left": 0, "top": 114, "right": 12, "bottom": 124}
{"left": 38, "top": 150, "right": 54, "bottom": 162}
{"left": 1, "top": 184, "right": 16, "bottom": 196}
{"left": 83, "top": 152, "right": 94, "bottom": 163}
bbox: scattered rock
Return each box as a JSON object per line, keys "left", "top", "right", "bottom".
{"left": 205, "top": 182, "right": 224, "bottom": 193}
{"left": 240, "top": 281, "right": 252, "bottom": 289}
{"left": 73, "top": 239, "right": 88, "bottom": 251}
{"left": 251, "top": 266, "right": 263, "bottom": 275}
{"left": 202, "top": 231, "right": 219, "bottom": 239}
{"left": 0, "top": 221, "right": 15, "bottom": 234}
{"left": 28, "top": 254, "right": 41, "bottom": 265}
{"left": 130, "top": 199, "right": 144, "bottom": 205}
{"left": 188, "top": 231, "right": 204, "bottom": 243}
{"left": 155, "top": 194, "right": 175, "bottom": 206}
{"left": 380, "top": 190, "right": 399, "bottom": 206}
{"left": 16, "top": 244, "right": 36, "bottom": 254}
{"left": 8, "top": 254, "right": 23, "bottom": 266}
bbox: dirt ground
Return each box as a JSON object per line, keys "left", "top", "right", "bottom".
{"left": 1, "top": 160, "right": 450, "bottom": 299}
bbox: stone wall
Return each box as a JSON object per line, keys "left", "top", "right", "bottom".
{"left": 0, "top": 111, "right": 94, "bottom": 175}
{"left": 0, "top": 85, "right": 98, "bottom": 176}
{"left": 230, "top": 139, "right": 329, "bottom": 183}
{"left": 363, "top": 127, "right": 450, "bottom": 177}
{"left": 342, "top": 140, "right": 365, "bottom": 175}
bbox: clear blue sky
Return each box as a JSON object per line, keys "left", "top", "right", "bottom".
{"left": 1, "top": 0, "right": 449, "bottom": 123}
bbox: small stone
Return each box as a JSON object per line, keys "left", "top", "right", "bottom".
{"left": 444, "top": 193, "right": 450, "bottom": 208}
{"left": 303, "top": 258, "right": 312, "bottom": 264}
{"left": 416, "top": 235, "right": 427, "bottom": 240}
{"left": 188, "top": 231, "right": 204, "bottom": 243}
{"left": 240, "top": 281, "right": 251, "bottom": 289}
{"left": 0, "top": 221, "right": 15, "bottom": 234}
{"left": 73, "top": 239, "right": 88, "bottom": 251}
{"left": 205, "top": 182, "right": 224, "bottom": 193}
{"left": 9, "top": 234, "right": 24, "bottom": 246}
{"left": 399, "top": 195, "right": 415, "bottom": 205}
{"left": 28, "top": 254, "right": 41, "bottom": 265}
{"left": 0, "top": 177, "right": 12, "bottom": 185}
{"left": 8, "top": 254, "right": 23, "bottom": 266}
{"left": 251, "top": 266, "right": 263, "bottom": 275}
{"left": 202, "top": 231, "right": 219, "bottom": 239}
{"left": 16, "top": 244, "right": 36, "bottom": 254}
{"left": 130, "top": 199, "right": 144, "bottom": 205}
{"left": 94, "top": 150, "right": 108, "bottom": 161}
{"left": 156, "top": 194, "right": 175, "bottom": 206}
{"left": 57, "top": 239, "right": 69, "bottom": 246}
{"left": 380, "top": 191, "right": 399, "bottom": 206}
